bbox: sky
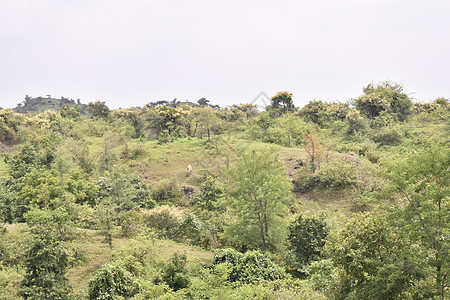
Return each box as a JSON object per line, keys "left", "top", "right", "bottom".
{"left": 1, "top": 0, "right": 449, "bottom": 109}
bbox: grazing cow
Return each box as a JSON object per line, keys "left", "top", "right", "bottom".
{"left": 187, "top": 164, "right": 193, "bottom": 176}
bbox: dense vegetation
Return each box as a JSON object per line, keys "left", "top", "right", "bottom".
{"left": 0, "top": 82, "right": 448, "bottom": 299}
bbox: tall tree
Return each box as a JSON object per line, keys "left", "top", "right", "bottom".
{"left": 271, "top": 91, "right": 294, "bottom": 114}
{"left": 19, "top": 208, "right": 73, "bottom": 299}
{"left": 225, "top": 150, "right": 293, "bottom": 251}
{"left": 383, "top": 145, "right": 449, "bottom": 299}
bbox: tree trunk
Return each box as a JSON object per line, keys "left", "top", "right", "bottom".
{"left": 257, "top": 213, "right": 266, "bottom": 250}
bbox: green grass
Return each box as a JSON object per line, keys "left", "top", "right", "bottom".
{"left": 66, "top": 229, "right": 213, "bottom": 295}
{"left": 0, "top": 158, "right": 9, "bottom": 177}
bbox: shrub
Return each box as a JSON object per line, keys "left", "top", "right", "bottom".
{"left": 288, "top": 215, "right": 329, "bottom": 266}
{"left": 88, "top": 263, "right": 139, "bottom": 299}
{"left": 151, "top": 179, "right": 183, "bottom": 205}
{"left": 314, "top": 158, "right": 358, "bottom": 188}
{"left": 212, "top": 249, "right": 287, "bottom": 284}
{"left": 19, "top": 234, "right": 72, "bottom": 300}
{"left": 372, "top": 126, "right": 403, "bottom": 145}
{"left": 143, "top": 206, "right": 183, "bottom": 239}
{"left": 191, "top": 176, "right": 222, "bottom": 210}
{"left": 295, "top": 167, "right": 314, "bottom": 192}
{"left": 156, "top": 253, "right": 190, "bottom": 291}
{"left": 121, "top": 210, "right": 143, "bottom": 237}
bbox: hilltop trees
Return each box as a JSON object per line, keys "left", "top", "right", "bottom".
{"left": 270, "top": 91, "right": 294, "bottom": 114}
{"left": 87, "top": 100, "right": 110, "bottom": 119}
{"left": 354, "top": 81, "right": 412, "bottom": 124}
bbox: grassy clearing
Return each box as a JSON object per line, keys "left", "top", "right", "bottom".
{"left": 66, "top": 230, "right": 213, "bottom": 295}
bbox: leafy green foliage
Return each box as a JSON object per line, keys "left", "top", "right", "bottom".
{"left": 212, "top": 248, "right": 287, "bottom": 284}
{"left": 298, "top": 100, "right": 349, "bottom": 127}
{"left": 225, "top": 150, "right": 294, "bottom": 251}
{"left": 88, "top": 263, "right": 139, "bottom": 299}
{"left": 87, "top": 101, "right": 110, "bottom": 119}
{"left": 191, "top": 175, "right": 222, "bottom": 210}
{"left": 270, "top": 91, "right": 295, "bottom": 114}
{"left": 288, "top": 215, "right": 329, "bottom": 266}
{"left": 326, "top": 212, "right": 423, "bottom": 299}
{"left": 354, "top": 81, "right": 412, "bottom": 123}
{"left": 156, "top": 253, "right": 190, "bottom": 291}
{"left": 151, "top": 178, "right": 183, "bottom": 205}
{"left": 19, "top": 234, "right": 72, "bottom": 300}
{"left": 383, "top": 145, "right": 449, "bottom": 299}
{"left": 19, "top": 209, "right": 74, "bottom": 299}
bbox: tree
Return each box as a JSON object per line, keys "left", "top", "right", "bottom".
{"left": 383, "top": 145, "right": 449, "bottom": 299}
{"left": 19, "top": 208, "right": 73, "bottom": 299}
{"left": 191, "top": 175, "right": 222, "bottom": 211}
{"left": 195, "top": 106, "right": 221, "bottom": 141}
{"left": 231, "top": 103, "right": 258, "bottom": 120}
{"left": 303, "top": 126, "right": 323, "bottom": 173}
{"left": 0, "top": 178, "right": 16, "bottom": 227}
{"left": 288, "top": 215, "right": 328, "bottom": 266}
{"left": 112, "top": 108, "right": 145, "bottom": 138}
{"left": 225, "top": 150, "right": 294, "bottom": 251}
{"left": 326, "top": 212, "right": 423, "bottom": 299}
{"left": 270, "top": 91, "right": 294, "bottom": 114}
{"left": 354, "top": 81, "right": 412, "bottom": 125}
{"left": 87, "top": 100, "right": 110, "bottom": 119}
{"left": 19, "top": 234, "right": 72, "bottom": 299}
{"left": 197, "top": 98, "right": 210, "bottom": 106}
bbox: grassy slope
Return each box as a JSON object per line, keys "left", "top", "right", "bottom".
{"left": 4, "top": 224, "right": 213, "bottom": 295}
{"left": 67, "top": 235, "right": 212, "bottom": 294}
{"left": 85, "top": 136, "right": 361, "bottom": 219}
{"left": 3, "top": 135, "right": 365, "bottom": 295}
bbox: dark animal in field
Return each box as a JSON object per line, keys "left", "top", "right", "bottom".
{"left": 293, "top": 159, "right": 304, "bottom": 169}
{"left": 183, "top": 186, "right": 195, "bottom": 199}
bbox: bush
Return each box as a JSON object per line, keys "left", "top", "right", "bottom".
{"left": 295, "top": 167, "right": 314, "bottom": 192}
{"left": 314, "top": 158, "right": 358, "bottom": 188}
{"left": 288, "top": 215, "right": 329, "bottom": 266}
{"left": 212, "top": 249, "right": 287, "bottom": 284}
{"left": 19, "top": 234, "right": 72, "bottom": 300}
{"left": 156, "top": 253, "right": 190, "bottom": 291}
{"left": 121, "top": 210, "right": 143, "bottom": 237}
{"left": 356, "top": 140, "right": 380, "bottom": 163}
{"left": 88, "top": 263, "right": 139, "bottom": 299}
{"left": 143, "top": 206, "right": 183, "bottom": 239}
{"left": 191, "top": 176, "right": 222, "bottom": 210}
{"left": 151, "top": 179, "right": 183, "bottom": 205}
{"left": 372, "top": 126, "right": 403, "bottom": 145}
{"left": 176, "top": 212, "right": 202, "bottom": 242}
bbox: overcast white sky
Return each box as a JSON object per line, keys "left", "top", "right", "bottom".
{"left": 1, "top": 0, "right": 449, "bottom": 109}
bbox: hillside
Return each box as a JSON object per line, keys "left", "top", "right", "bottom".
{"left": 0, "top": 85, "right": 448, "bottom": 299}
{"left": 13, "top": 96, "right": 88, "bottom": 115}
